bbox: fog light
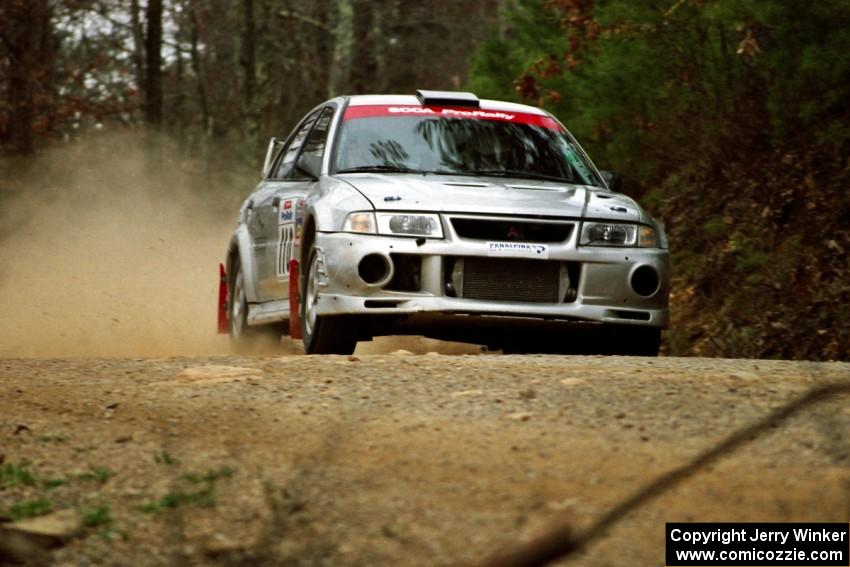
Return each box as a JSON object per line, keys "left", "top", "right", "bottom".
{"left": 631, "top": 265, "right": 660, "bottom": 297}
{"left": 358, "top": 254, "right": 392, "bottom": 285}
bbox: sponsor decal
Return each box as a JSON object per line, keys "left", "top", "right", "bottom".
{"left": 388, "top": 106, "right": 515, "bottom": 120}
{"left": 344, "top": 105, "right": 564, "bottom": 131}
{"left": 487, "top": 241, "right": 549, "bottom": 259}
{"left": 280, "top": 199, "right": 294, "bottom": 223}
{"left": 294, "top": 199, "right": 304, "bottom": 244}
{"left": 277, "top": 199, "right": 297, "bottom": 277}
{"left": 277, "top": 225, "right": 295, "bottom": 278}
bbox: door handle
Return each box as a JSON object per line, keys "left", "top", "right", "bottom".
{"left": 272, "top": 196, "right": 281, "bottom": 208}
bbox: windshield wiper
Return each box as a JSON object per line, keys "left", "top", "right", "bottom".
{"left": 462, "top": 169, "right": 573, "bottom": 183}
{"left": 336, "top": 165, "right": 423, "bottom": 174}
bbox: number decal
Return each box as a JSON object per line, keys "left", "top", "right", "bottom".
{"left": 276, "top": 199, "right": 295, "bottom": 279}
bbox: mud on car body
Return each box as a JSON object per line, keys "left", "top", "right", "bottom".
{"left": 218, "top": 90, "right": 669, "bottom": 355}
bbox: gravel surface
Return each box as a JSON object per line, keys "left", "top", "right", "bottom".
{"left": 1, "top": 354, "right": 848, "bottom": 566}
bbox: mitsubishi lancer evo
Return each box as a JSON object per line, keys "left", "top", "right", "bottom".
{"left": 217, "top": 90, "right": 669, "bottom": 355}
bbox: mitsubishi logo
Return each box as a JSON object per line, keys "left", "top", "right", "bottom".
{"left": 506, "top": 225, "right": 524, "bottom": 240}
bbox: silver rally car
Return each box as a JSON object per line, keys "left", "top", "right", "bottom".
{"left": 218, "top": 90, "right": 669, "bottom": 355}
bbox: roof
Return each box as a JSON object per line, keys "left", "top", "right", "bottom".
{"left": 347, "top": 94, "right": 549, "bottom": 116}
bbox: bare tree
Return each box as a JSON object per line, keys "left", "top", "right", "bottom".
{"left": 240, "top": 0, "right": 256, "bottom": 113}
{"left": 1, "top": 0, "right": 52, "bottom": 154}
{"left": 350, "top": 0, "right": 378, "bottom": 94}
{"left": 130, "top": 0, "right": 146, "bottom": 107}
{"left": 187, "top": 0, "right": 210, "bottom": 133}
{"left": 144, "top": 0, "right": 163, "bottom": 126}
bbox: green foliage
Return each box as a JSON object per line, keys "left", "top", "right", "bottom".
{"left": 734, "top": 251, "right": 769, "bottom": 274}
{"left": 81, "top": 506, "right": 112, "bottom": 527}
{"left": 8, "top": 498, "right": 52, "bottom": 521}
{"left": 140, "top": 487, "right": 217, "bottom": 513}
{"left": 702, "top": 218, "right": 726, "bottom": 239}
{"left": 468, "top": 0, "right": 850, "bottom": 179}
{"left": 41, "top": 478, "right": 67, "bottom": 490}
{"left": 99, "top": 527, "right": 128, "bottom": 542}
{"left": 468, "top": 0, "right": 850, "bottom": 361}
{"left": 0, "top": 461, "right": 37, "bottom": 489}
{"left": 140, "top": 466, "right": 235, "bottom": 514}
{"left": 468, "top": 0, "right": 566, "bottom": 102}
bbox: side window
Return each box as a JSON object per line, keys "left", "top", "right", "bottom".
{"left": 300, "top": 107, "right": 335, "bottom": 163}
{"left": 271, "top": 111, "right": 319, "bottom": 179}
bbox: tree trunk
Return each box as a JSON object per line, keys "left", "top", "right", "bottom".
{"left": 189, "top": 2, "right": 210, "bottom": 134}
{"left": 144, "top": 0, "right": 163, "bottom": 127}
{"left": 130, "top": 0, "right": 146, "bottom": 110}
{"left": 329, "top": 0, "right": 353, "bottom": 97}
{"left": 350, "top": 0, "right": 377, "bottom": 94}
{"left": 240, "top": 0, "right": 256, "bottom": 113}
{"left": 174, "top": 45, "right": 186, "bottom": 134}
{"left": 2, "top": 0, "right": 50, "bottom": 154}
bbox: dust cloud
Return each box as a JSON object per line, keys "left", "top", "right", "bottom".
{"left": 0, "top": 132, "right": 238, "bottom": 357}
{"left": 0, "top": 132, "right": 479, "bottom": 357}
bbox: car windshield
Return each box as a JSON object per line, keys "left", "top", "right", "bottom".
{"left": 333, "top": 106, "right": 601, "bottom": 186}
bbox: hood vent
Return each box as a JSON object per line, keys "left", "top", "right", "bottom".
{"left": 443, "top": 181, "right": 489, "bottom": 188}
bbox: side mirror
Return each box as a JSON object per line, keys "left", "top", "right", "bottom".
{"left": 599, "top": 170, "right": 623, "bottom": 193}
{"left": 261, "top": 137, "right": 282, "bottom": 178}
{"left": 295, "top": 154, "right": 322, "bottom": 180}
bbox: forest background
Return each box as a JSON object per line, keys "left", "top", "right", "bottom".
{"left": 1, "top": 0, "right": 848, "bottom": 360}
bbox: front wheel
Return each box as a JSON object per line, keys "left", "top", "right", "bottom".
{"left": 299, "top": 246, "right": 357, "bottom": 355}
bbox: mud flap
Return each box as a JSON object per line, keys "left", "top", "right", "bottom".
{"left": 288, "top": 259, "right": 302, "bottom": 339}
{"left": 217, "top": 263, "right": 229, "bottom": 334}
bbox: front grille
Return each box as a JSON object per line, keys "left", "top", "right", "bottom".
{"left": 461, "top": 257, "right": 561, "bottom": 303}
{"left": 451, "top": 218, "right": 573, "bottom": 243}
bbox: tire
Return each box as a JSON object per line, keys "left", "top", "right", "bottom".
{"left": 299, "top": 245, "right": 357, "bottom": 355}
{"left": 228, "top": 257, "right": 283, "bottom": 348}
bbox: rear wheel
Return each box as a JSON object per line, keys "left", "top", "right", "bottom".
{"left": 229, "top": 260, "right": 250, "bottom": 341}
{"left": 300, "top": 245, "right": 357, "bottom": 355}
{"left": 229, "top": 257, "right": 283, "bottom": 349}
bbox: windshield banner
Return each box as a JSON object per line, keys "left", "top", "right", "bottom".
{"left": 344, "top": 105, "right": 564, "bottom": 131}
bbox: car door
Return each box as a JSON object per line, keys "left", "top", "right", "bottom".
{"left": 254, "top": 106, "right": 335, "bottom": 302}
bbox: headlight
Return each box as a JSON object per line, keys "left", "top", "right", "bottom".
{"left": 580, "top": 222, "right": 658, "bottom": 248}
{"left": 376, "top": 213, "right": 443, "bottom": 238}
{"left": 342, "top": 212, "right": 377, "bottom": 234}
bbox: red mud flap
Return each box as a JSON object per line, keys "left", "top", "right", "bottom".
{"left": 288, "top": 259, "right": 302, "bottom": 339}
{"left": 217, "top": 263, "right": 229, "bottom": 334}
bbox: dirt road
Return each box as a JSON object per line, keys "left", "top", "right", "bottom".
{"left": 1, "top": 354, "right": 848, "bottom": 566}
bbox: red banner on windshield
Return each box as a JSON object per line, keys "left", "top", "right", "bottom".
{"left": 344, "top": 105, "right": 564, "bottom": 131}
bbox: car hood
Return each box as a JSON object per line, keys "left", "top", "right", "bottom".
{"left": 334, "top": 173, "right": 641, "bottom": 222}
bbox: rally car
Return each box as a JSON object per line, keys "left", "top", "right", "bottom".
{"left": 218, "top": 90, "right": 669, "bottom": 355}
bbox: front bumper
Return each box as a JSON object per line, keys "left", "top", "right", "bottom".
{"left": 311, "top": 222, "right": 670, "bottom": 329}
